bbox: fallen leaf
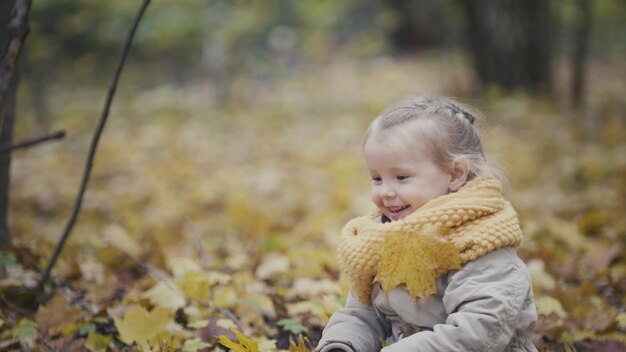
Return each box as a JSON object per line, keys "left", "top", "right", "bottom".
{"left": 618, "top": 313, "right": 626, "bottom": 330}
{"left": 35, "top": 294, "right": 83, "bottom": 336}
{"left": 277, "top": 318, "right": 308, "bottom": 335}
{"left": 142, "top": 281, "right": 187, "bottom": 311}
{"left": 79, "top": 255, "right": 106, "bottom": 284}
{"left": 103, "top": 224, "right": 142, "bottom": 258}
{"left": 289, "top": 335, "right": 312, "bottom": 352}
{"left": 182, "top": 338, "right": 210, "bottom": 352}
{"left": 169, "top": 257, "right": 202, "bottom": 278}
{"left": 527, "top": 259, "right": 556, "bottom": 291}
{"left": 255, "top": 254, "right": 290, "bottom": 280}
{"left": 85, "top": 331, "right": 112, "bottom": 352}
{"left": 112, "top": 304, "right": 172, "bottom": 348}
{"left": 536, "top": 296, "right": 567, "bottom": 318}
{"left": 290, "top": 278, "right": 341, "bottom": 298}
{"left": 218, "top": 328, "right": 259, "bottom": 352}
{"left": 584, "top": 243, "right": 623, "bottom": 273}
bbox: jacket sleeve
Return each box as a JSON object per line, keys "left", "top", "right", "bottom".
{"left": 317, "top": 289, "right": 391, "bottom": 352}
{"left": 382, "top": 248, "right": 534, "bottom": 352}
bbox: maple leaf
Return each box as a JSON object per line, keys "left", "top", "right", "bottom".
{"left": 277, "top": 318, "right": 309, "bottom": 335}
{"left": 535, "top": 296, "right": 567, "bottom": 318}
{"left": 218, "top": 328, "right": 259, "bottom": 352}
{"left": 289, "top": 335, "right": 312, "bottom": 352}
{"left": 35, "top": 294, "right": 83, "bottom": 336}
{"left": 112, "top": 305, "right": 172, "bottom": 348}
{"left": 142, "top": 281, "right": 187, "bottom": 311}
{"left": 375, "top": 230, "right": 461, "bottom": 299}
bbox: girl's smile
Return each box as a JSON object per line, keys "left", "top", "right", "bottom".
{"left": 363, "top": 130, "right": 454, "bottom": 222}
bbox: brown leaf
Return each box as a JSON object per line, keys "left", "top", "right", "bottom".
{"left": 35, "top": 294, "right": 83, "bottom": 336}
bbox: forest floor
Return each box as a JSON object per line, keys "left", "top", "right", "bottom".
{"left": 2, "top": 55, "right": 626, "bottom": 351}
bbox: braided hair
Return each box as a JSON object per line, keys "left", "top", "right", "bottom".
{"left": 364, "top": 95, "right": 503, "bottom": 183}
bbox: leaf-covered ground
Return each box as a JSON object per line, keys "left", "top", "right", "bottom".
{"left": 2, "top": 56, "right": 626, "bottom": 351}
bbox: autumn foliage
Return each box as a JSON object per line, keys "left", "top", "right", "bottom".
{"left": 1, "top": 57, "right": 625, "bottom": 351}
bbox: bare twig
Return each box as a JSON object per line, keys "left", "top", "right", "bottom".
{"left": 36, "top": 0, "right": 151, "bottom": 292}
{"left": 37, "top": 336, "right": 60, "bottom": 352}
{"left": 0, "top": 129, "right": 65, "bottom": 153}
{"left": 0, "top": 0, "right": 31, "bottom": 133}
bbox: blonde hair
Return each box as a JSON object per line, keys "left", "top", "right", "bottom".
{"left": 364, "top": 95, "right": 504, "bottom": 182}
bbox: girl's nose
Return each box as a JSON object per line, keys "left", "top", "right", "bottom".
{"left": 380, "top": 183, "right": 396, "bottom": 198}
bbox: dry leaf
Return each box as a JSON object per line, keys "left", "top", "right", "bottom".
{"left": 103, "top": 224, "right": 141, "bottom": 258}
{"left": 35, "top": 295, "right": 83, "bottom": 336}
{"left": 112, "top": 304, "right": 172, "bottom": 348}
{"left": 535, "top": 296, "right": 567, "bottom": 318}
{"left": 218, "top": 328, "right": 259, "bottom": 352}
{"left": 290, "top": 278, "right": 341, "bottom": 298}
{"left": 255, "top": 254, "right": 290, "bottom": 280}
{"left": 85, "top": 331, "right": 112, "bottom": 352}
{"left": 375, "top": 231, "right": 461, "bottom": 299}
{"left": 142, "top": 281, "right": 186, "bottom": 311}
{"left": 527, "top": 259, "right": 556, "bottom": 291}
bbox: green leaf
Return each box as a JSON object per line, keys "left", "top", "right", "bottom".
{"left": 277, "top": 318, "right": 309, "bottom": 335}
{"left": 12, "top": 319, "right": 37, "bottom": 338}
{"left": 79, "top": 322, "right": 96, "bottom": 336}
{"left": 182, "top": 338, "right": 211, "bottom": 352}
{"left": 0, "top": 251, "right": 17, "bottom": 266}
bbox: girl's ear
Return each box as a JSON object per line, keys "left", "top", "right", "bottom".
{"left": 448, "top": 157, "right": 470, "bottom": 192}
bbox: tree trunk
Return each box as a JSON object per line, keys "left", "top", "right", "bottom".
{"left": 571, "top": 0, "right": 592, "bottom": 107}
{"left": 462, "top": 0, "right": 552, "bottom": 93}
{"left": 387, "top": 0, "right": 450, "bottom": 52}
{"left": 0, "top": 74, "right": 16, "bottom": 246}
{"left": 0, "top": 0, "right": 29, "bottom": 245}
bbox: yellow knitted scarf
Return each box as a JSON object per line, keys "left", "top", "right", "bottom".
{"left": 337, "top": 176, "right": 522, "bottom": 305}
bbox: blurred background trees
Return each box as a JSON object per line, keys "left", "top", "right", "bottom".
{"left": 1, "top": 0, "right": 625, "bottom": 242}
{"left": 13, "top": 0, "right": 624, "bottom": 99}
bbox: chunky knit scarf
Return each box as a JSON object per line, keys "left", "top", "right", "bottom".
{"left": 337, "top": 176, "right": 523, "bottom": 305}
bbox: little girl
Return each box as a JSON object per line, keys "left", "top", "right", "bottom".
{"left": 316, "top": 96, "right": 537, "bottom": 352}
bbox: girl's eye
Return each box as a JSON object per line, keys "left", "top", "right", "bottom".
{"left": 371, "top": 176, "right": 382, "bottom": 183}
{"left": 396, "top": 175, "right": 409, "bottom": 181}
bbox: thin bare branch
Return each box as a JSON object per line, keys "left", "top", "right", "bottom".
{"left": 0, "top": 130, "right": 65, "bottom": 153}
{"left": 36, "top": 0, "right": 151, "bottom": 292}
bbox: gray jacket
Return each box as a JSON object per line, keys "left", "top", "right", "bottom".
{"left": 317, "top": 247, "right": 537, "bottom": 352}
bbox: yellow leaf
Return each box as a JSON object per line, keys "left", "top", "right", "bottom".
{"left": 218, "top": 328, "right": 259, "bottom": 352}
{"left": 168, "top": 258, "right": 202, "bottom": 278}
{"left": 289, "top": 335, "right": 311, "bottom": 352}
{"left": 112, "top": 305, "right": 172, "bottom": 348}
{"left": 618, "top": 313, "right": 626, "bottom": 330}
{"left": 216, "top": 318, "right": 238, "bottom": 330}
{"left": 213, "top": 285, "right": 239, "bottom": 308}
{"left": 527, "top": 259, "right": 556, "bottom": 291}
{"left": 85, "top": 331, "right": 112, "bottom": 352}
{"left": 103, "top": 224, "right": 142, "bottom": 258}
{"left": 256, "top": 337, "right": 278, "bottom": 352}
{"left": 188, "top": 319, "right": 209, "bottom": 329}
{"left": 375, "top": 230, "right": 461, "bottom": 299}
{"left": 182, "top": 338, "right": 210, "bottom": 352}
{"left": 142, "top": 281, "right": 187, "bottom": 311}
{"left": 178, "top": 271, "right": 232, "bottom": 302}
{"left": 535, "top": 296, "right": 567, "bottom": 318}
{"left": 255, "top": 253, "right": 290, "bottom": 280}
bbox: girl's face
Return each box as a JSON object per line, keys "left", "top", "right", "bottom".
{"left": 364, "top": 133, "right": 452, "bottom": 221}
